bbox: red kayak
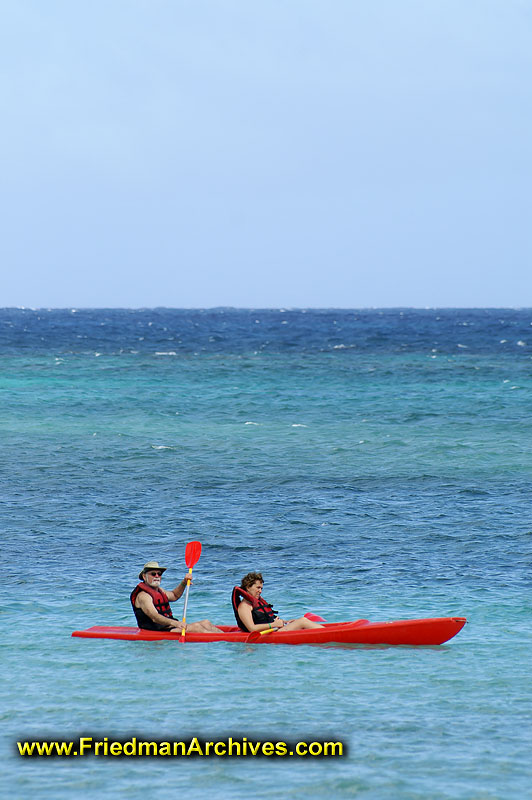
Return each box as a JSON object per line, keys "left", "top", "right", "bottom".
{"left": 72, "top": 616, "right": 466, "bottom": 646}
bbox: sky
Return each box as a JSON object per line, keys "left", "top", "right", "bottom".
{"left": 1, "top": 0, "right": 531, "bottom": 308}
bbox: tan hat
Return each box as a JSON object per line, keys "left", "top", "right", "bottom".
{"left": 138, "top": 561, "right": 167, "bottom": 580}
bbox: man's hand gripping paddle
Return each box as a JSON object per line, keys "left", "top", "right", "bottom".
{"left": 181, "top": 541, "right": 202, "bottom": 640}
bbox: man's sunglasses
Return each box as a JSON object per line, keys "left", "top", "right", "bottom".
{"left": 147, "top": 570, "right": 163, "bottom": 577}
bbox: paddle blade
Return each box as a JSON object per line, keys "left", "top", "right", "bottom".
{"left": 304, "top": 612, "right": 327, "bottom": 622}
{"left": 185, "top": 540, "right": 202, "bottom": 569}
{"left": 246, "top": 629, "right": 274, "bottom": 643}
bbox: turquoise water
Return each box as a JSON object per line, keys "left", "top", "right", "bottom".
{"left": 2, "top": 309, "right": 531, "bottom": 799}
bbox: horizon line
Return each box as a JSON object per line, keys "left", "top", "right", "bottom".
{"left": 3, "top": 306, "right": 532, "bottom": 313}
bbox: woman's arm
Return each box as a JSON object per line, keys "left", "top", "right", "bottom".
{"left": 237, "top": 601, "right": 285, "bottom": 632}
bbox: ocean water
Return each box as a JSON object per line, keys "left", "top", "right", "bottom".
{"left": 1, "top": 308, "right": 531, "bottom": 799}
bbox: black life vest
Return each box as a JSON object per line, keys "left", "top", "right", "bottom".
{"left": 130, "top": 582, "right": 174, "bottom": 630}
{"left": 231, "top": 586, "right": 277, "bottom": 632}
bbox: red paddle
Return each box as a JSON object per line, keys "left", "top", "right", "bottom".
{"left": 304, "top": 612, "right": 326, "bottom": 622}
{"left": 246, "top": 612, "right": 327, "bottom": 641}
{"left": 246, "top": 629, "right": 274, "bottom": 642}
{"left": 181, "top": 541, "right": 202, "bottom": 639}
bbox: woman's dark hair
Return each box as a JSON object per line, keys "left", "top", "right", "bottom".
{"left": 240, "top": 572, "right": 263, "bottom": 591}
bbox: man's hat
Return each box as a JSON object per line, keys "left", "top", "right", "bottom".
{"left": 138, "top": 561, "right": 167, "bottom": 580}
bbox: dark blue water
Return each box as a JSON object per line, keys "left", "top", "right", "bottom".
{"left": 2, "top": 307, "right": 532, "bottom": 354}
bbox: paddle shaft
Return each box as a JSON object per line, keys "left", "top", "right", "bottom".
{"left": 181, "top": 567, "right": 193, "bottom": 632}
{"left": 181, "top": 541, "right": 202, "bottom": 639}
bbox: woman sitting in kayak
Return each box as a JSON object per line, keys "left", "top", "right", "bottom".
{"left": 232, "top": 572, "right": 324, "bottom": 633}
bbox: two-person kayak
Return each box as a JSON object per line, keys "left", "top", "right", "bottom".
{"left": 72, "top": 616, "right": 466, "bottom": 646}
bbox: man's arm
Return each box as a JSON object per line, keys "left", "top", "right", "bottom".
{"left": 135, "top": 591, "right": 184, "bottom": 631}
{"left": 165, "top": 577, "right": 189, "bottom": 602}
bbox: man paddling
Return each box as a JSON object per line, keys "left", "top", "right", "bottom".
{"left": 131, "top": 561, "right": 221, "bottom": 634}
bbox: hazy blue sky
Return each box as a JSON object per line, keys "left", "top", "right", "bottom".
{"left": 1, "top": 0, "right": 531, "bottom": 308}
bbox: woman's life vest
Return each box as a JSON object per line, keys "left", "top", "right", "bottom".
{"left": 231, "top": 586, "right": 277, "bottom": 632}
{"left": 130, "top": 582, "right": 174, "bottom": 631}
